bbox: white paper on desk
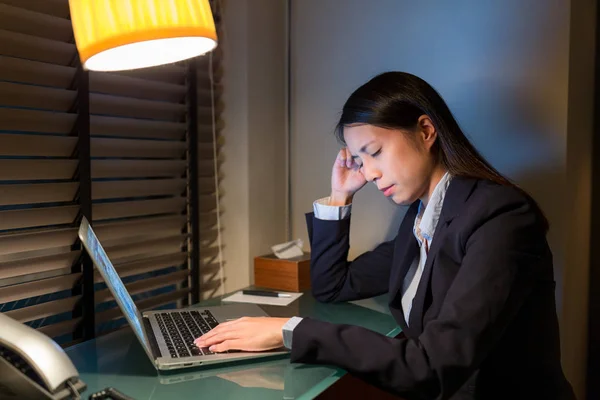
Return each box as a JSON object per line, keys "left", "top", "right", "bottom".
{"left": 222, "top": 291, "right": 303, "bottom": 306}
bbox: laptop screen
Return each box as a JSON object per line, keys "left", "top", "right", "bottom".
{"left": 78, "top": 217, "right": 154, "bottom": 359}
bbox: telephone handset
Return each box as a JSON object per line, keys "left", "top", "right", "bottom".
{"left": 0, "top": 312, "right": 87, "bottom": 399}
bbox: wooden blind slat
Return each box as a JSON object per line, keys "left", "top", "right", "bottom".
{"left": 0, "top": 160, "right": 77, "bottom": 180}
{"left": 197, "top": 75, "right": 212, "bottom": 91}
{"left": 0, "top": 134, "right": 76, "bottom": 157}
{"left": 0, "top": 251, "right": 79, "bottom": 283}
{"left": 91, "top": 137, "right": 186, "bottom": 159}
{"left": 199, "top": 229, "right": 222, "bottom": 248}
{"left": 198, "top": 147, "right": 216, "bottom": 161}
{"left": 0, "top": 108, "right": 76, "bottom": 134}
{"left": 0, "top": 227, "right": 77, "bottom": 259}
{"left": 90, "top": 93, "right": 186, "bottom": 121}
{"left": 0, "top": 268, "right": 73, "bottom": 289}
{"left": 197, "top": 106, "right": 215, "bottom": 121}
{"left": 0, "top": 29, "right": 75, "bottom": 65}
{"left": 198, "top": 279, "right": 224, "bottom": 296}
{"left": 113, "top": 65, "right": 186, "bottom": 84}
{"left": 199, "top": 194, "right": 217, "bottom": 213}
{"left": 199, "top": 142, "right": 219, "bottom": 151}
{"left": 199, "top": 113, "right": 219, "bottom": 130}
{"left": 0, "top": 55, "right": 75, "bottom": 88}
{"left": 89, "top": 72, "right": 185, "bottom": 103}
{"left": 96, "top": 269, "right": 189, "bottom": 304}
{"left": 0, "top": 3, "right": 72, "bottom": 42}
{"left": 199, "top": 210, "right": 220, "bottom": 230}
{"left": 5, "top": 295, "right": 81, "bottom": 323}
{"left": 92, "top": 179, "right": 186, "bottom": 200}
{"left": 199, "top": 246, "right": 221, "bottom": 261}
{"left": 91, "top": 160, "right": 186, "bottom": 179}
{"left": 0, "top": 205, "right": 78, "bottom": 231}
{"left": 198, "top": 177, "right": 217, "bottom": 194}
{"left": 94, "top": 253, "right": 187, "bottom": 283}
{"left": 90, "top": 115, "right": 185, "bottom": 140}
{"left": 0, "top": 273, "right": 80, "bottom": 304}
{"left": 103, "top": 235, "right": 187, "bottom": 262}
{"left": 0, "top": 182, "right": 78, "bottom": 206}
{"left": 0, "top": 0, "right": 70, "bottom": 19}
{"left": 95, "top": 288, "right": 189, "bottom": 324}
{"left": 196, "top": 51, "right": 222, "bottom": 71}
{"left": 0, "top": 82, "right": 75, "bottom": 111}
{"left": 92, "top": 197, "right": 186, "bottom": 221}
{"left": 198, "top": 124, "right": 219, "bottom": 138}
{"left": 198, "top": 169, "right": 217, "bottom": 179}
{"left": 93, "top": 216, "right": 186, "bottom": 242}
{"left": 38, "top": 318, "right": 81, "bottom": 339}
{"left": 103, "top": 233, "right": 187, "bottom": 253}
{"left": 197, "top": 87, "right": 213, "bottom": 107}
{"left": 200, "top": 210, "right": 217, "bottom": 230}
{"left": 199, "top": 262, "right": 223, "bottom": 278}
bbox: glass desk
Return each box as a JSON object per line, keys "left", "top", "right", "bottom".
{"left": 66, "top": 290, "right": 400, "bottom": 399}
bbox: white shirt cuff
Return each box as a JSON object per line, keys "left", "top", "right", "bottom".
{"left": 282, "top": 316, "right": 303, "bottom": 349}
{"left": 313, "top": 196, "right": 352, "bottom": 220}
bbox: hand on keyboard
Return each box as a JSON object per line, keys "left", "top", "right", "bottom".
{"left": 156, "top": 310, "right": 219, "bottom": 357}
{"left": 193, "top": 317, "right": 289, "bottom": 353}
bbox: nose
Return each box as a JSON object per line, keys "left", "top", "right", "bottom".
{"left": 361, "top": 161, "right": 381, "bottom": 182}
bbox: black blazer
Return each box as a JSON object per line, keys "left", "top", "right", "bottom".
{"left": 291, "top": 177, "right": 575, "bottom": 400}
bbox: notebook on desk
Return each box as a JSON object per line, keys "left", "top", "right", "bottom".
{"left": 78, "top": 217, "right": 289, "bottom": 371}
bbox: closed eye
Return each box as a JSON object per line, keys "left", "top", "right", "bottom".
{"left": 371, "top": 149, "right": 381, "bottom": 157}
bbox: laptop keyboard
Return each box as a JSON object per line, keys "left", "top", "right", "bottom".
{"left": 155, "top": 310, "right": 220, "bottom": 358}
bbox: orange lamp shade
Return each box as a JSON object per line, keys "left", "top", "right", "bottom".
{"left": 68, "top": 0, "right": 218, "bottom": 71}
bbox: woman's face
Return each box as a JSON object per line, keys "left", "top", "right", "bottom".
{"left": 343, "top": 119, "right": 440, "bottom": 206}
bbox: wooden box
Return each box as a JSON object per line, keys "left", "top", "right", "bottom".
{"left": 253, "top": 253, "right": 311, "bottom": 292}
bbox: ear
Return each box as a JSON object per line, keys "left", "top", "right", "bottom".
{"left": 417, "top": 115, "right": 437, "bottom": 150}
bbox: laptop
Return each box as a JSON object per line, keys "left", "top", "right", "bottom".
{"left": 78, "top": 217, "right": 289, "bottom": 371}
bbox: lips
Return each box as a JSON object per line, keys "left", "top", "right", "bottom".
{"left": 379, "top": 185, "right": 394, "bottom": 197}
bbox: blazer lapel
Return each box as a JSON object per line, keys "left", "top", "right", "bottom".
{"left": 407, "top": 177, "right": 478, "bottom": 334}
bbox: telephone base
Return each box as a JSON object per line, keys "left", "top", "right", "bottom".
{"left": 0, "top": 356, "right": 86, "bottom": 400}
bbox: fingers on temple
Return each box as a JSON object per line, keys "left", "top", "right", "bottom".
{"left": 337, "top": 148, "right": 354, "bottom": 169}
{"left": 345, "top": 148, "right": 354, "bottom": 168}
{"left": 337, "top": 148, "right": 346, "bottom": 166}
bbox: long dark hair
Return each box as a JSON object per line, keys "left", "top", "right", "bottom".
{"left": 335, "top": 71, "right": 548, "bottom": 230}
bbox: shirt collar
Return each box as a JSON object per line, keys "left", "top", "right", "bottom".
{"left": 413, "top": 172, "right": 453, "bottom": 244}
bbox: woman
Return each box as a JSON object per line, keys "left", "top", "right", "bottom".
{"left": 195, "top": 72, "right": 575, "bottom": 400}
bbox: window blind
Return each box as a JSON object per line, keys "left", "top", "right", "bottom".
{"left": 0, "top": 0, "right": 84, "bottom": 344}
{"left": 0, "top": 0, "right": 223, "bottom": 345}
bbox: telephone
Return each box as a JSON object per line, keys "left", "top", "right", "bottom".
{"left": 0, "top": 313, "right": 87, "bottom": 399}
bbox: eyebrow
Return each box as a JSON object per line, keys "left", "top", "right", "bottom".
{"left": 351, "top": 140, "right": 375, "bottom": 159}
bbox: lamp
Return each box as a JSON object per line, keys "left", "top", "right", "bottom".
{"left": 68, "top": 0, "right": 218, "bottom": 71}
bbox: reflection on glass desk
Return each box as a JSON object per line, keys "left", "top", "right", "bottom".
{"left": 66, "top": 290, "right": 400, "bottom": 399}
